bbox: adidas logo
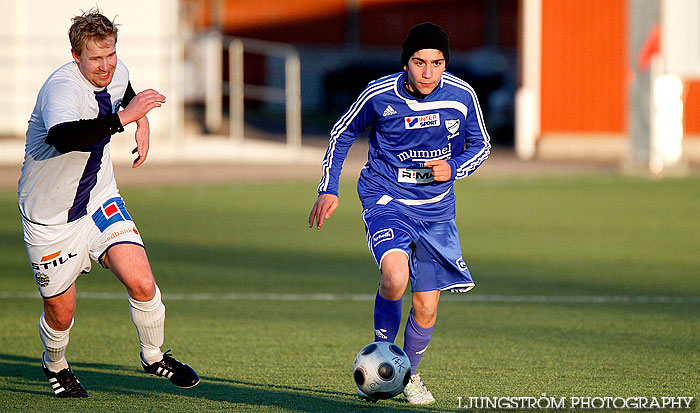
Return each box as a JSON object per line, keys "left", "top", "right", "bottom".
{"left": 156, "top": 366, "right": 175, "bottom": 378}
{"left": 382, "top": 105, "right": 397, "bottom": 116}
{"left": 375, "top": 329, "right": 389, "bottom": 340}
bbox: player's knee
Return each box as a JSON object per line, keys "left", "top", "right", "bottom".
{"left": 128, "top": 277, "right": 157, "bottom": 302}
{"left": 55, "top": 317, "right": 74, "bottom": 331}
{"left": 43, "top": 300, "right": 76, "bottom": 330}
{"left": 412, "top": 301, "right": 438, "bottom": 324}
{"left": 379, "top": 271, "right": 408, "bottom": 299}
{"left": 43, "top": 310, "right": 74, "bottom": 331}
{"left": 379, "top": 259, "right": 409, "bottom": 296}
{"left": 379, "top": 281, "right": 404, "bottom": 300}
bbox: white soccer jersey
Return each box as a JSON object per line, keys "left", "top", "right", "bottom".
{"left": 18, "top": 59, "right": 129, "bottom": 225}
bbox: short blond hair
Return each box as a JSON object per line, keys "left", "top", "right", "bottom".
{"left": 68, "top": 8, "right": 118, "bottom": 55}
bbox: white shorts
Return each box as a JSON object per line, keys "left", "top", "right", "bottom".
{"left": 23, "top": 194, "right": 144, "bottom": 298}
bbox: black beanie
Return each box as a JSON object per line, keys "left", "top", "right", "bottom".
{"left": 401, "top": 22, "right": 450, "bottom": 67}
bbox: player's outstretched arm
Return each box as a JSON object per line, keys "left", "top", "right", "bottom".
{"left": 308, "top": 193, "right": 339, "bottom": 230}
{"left": 118, "top": 89, "right": 163, "bottom": 168}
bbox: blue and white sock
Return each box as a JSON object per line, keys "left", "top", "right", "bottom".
{"left": 373, "top": 290, "right": 402, "bottom": 342}
{"left": 403, "top": 310, "right": 435, "bottom": 375}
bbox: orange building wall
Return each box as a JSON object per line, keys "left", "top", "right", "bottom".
{"left": 540, "top": 0, "right": 627, "bottom": 135}
{"left": 186, "top": 0, "right": 516, "bottom": 49}
{"left": 686, "top": 82, "right": 700, "bottom": 136}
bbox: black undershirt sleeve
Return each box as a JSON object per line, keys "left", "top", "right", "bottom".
{"left": 121, "top": 81, "right": 136, "bottom": 109}
{"left": 46, "top": 113, "right": 124, "bottom": 153}
{"left": 45, "top": 81, "right": 136, "bottom": 153}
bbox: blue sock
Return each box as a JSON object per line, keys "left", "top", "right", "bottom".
{"left": 373, "top": 290, "right": 402, "bottom": 342}
{"left": 403, "top": 310, "right": 435, "bottom": 375}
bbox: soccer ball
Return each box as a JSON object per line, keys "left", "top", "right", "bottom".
{"left": 352, "top": 342, "right": 411, "bottom": 400}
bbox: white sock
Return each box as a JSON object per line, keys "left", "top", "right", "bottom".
{"left": 38, "top": 312, "right": 71, "bottom": 372}
{"left": 129, "top": 284, "right": 165, "bottom": 365}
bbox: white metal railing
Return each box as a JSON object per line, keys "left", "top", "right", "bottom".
{"left": 203, "top": 33, "right": 301, "bottom": 148}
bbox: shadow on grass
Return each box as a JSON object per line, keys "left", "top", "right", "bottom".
{"left": 0, "top": 353, "right": 454, "bottom": 412}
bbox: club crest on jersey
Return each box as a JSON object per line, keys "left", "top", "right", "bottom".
{"left": 92, "top": 197, "right": 133, "bottom": 233}
{"left": 372, "top": 228, "right": 394, "bottom": 246}
{"left": 445, "top": 119, "right": 460, "bottom": 139}
{"left": 405, "top": 113, "right": 440, "bottom": 129}
{"left": 456, "top": 257, "right": 468, "bottom": 271}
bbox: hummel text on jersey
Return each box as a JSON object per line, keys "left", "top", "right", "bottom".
{"left": 405, "top": 113, "right": 440, "bottom": 129}
{"left": 396, "top": 142, "right": 452, "bottom": 162}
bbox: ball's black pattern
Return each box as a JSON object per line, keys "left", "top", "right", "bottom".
{"left": 353, "top": 368, "right": 366, "bottom": 386}
{"left": 389, "top": 344, "right": 406, "bottom": 357}
{"left": 361, "top": 343, "right": 377, "bottom": 356}
{"left": 377, "top": 362, "right": 394, "bottom": 381}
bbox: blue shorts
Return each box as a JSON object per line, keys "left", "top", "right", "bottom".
{"left": 361, "top": 206, "right": 474, "bottom": 293}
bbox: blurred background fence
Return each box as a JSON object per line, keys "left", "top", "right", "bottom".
{"left": 0, "top": 0, "right": 698, "bottom": 174}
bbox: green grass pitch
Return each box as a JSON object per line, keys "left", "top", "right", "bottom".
{"left": 0, "top": 174, "right": 698, "bottom": 411}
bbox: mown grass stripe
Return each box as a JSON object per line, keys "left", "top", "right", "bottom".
{"left": 2, "top": 291, "right": 699, "bottom": 303}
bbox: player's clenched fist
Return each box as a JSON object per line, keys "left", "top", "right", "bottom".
{"left": 424, "top": 159, "right": 452, "bottom": 181}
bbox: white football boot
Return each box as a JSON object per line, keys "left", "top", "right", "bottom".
{"left": 403, "top": 373, "right": 435, "bottom": 405}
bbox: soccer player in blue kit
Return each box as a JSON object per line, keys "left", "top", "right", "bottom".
{"left": 309, "top": 22, "right": 490, "bottom": 404}
{"left": 18, "top": 9, "right": 198, "bottom": 397}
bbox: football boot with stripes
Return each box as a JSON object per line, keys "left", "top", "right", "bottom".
{"left": 41, "top": 355, "right": 89, "bottom": 398}
{"left": 141, "top": 350, "right": 199, "bottom": 388}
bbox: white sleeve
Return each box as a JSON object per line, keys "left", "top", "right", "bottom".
{"left": 41, "top": 79, "right": 84, "bottom": 130}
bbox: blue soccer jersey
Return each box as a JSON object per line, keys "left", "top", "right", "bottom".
{"left": 317, "top": 71, "right": 490, "bottom": 221}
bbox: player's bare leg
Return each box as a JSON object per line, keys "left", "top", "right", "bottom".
{"left": 39, "top": 283, "right": 88, "bottom": 397}
{"left": 356, "top": 251, "right": 410, "bottom": 401}
{"left": 379, "top": 251, "right": 410, "bottom": 300}
{"left": 373, "top": 251, "right": 409, "bottom": 342}
{"left": 411, "top": 290, "right": 440, "bottom": 328}
{"left": 41, "top": 284, "right": 76, "bottom": 377}
{"left": 402, "top": 291, "right": 439, "bottom": 404}
{"left": 401, "top": 289, "right": 439, "bottom": 404}
{"left": 105, "top": 243, "right": 199, "bottom": 388}
{"left": 104, "top": 243, "right": 156, "bottom": 301}
{"left": 42, "top": 283, "right": 77, "bottom": 333}
{"left": 376, "top": 251, "right": 435, "bottom": 404}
